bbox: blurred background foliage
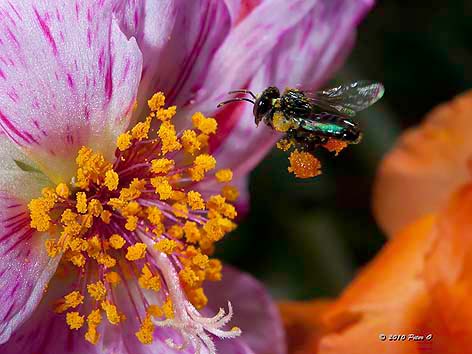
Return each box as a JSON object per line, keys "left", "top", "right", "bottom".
{"left": 217, "top": 0, "right": 472, "bottom": 300}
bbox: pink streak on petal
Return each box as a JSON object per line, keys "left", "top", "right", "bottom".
{"left": 33, "top": 7, "right": 58, "bottom": 56}
{"left": 0, "top": 192, "right": 59, "bottom": 344}
{"left": 0, "top": 0, "right": 143, "bottom": 182}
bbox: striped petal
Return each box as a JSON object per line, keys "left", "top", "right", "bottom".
{"left": 114, "top": 0, "right": 232, "bottom": 123}
{"left": 0, "top": 275, "right": 101, "bottom": 353}
{"left": 0, "top": 0, "right": 142, "bottom": 183}
{"left": 0, "top": 134, "right": 59, "bottom": 343}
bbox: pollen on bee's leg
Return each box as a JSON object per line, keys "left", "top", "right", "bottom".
{"left": 272, "top": 111, "right": 295, "bottom": 132}
{"left": 276, "top": 138, "right": 293, "bottom": 151}
{"left": 288, "top": 150, "right": 322, "bottom": 178}
{"left": 322, "top": 138, "right": 348, "bottom": 156}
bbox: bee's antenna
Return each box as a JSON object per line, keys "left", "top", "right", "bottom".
{"left": 217, "top": 98, "right": 255, "bottom": 108}
{"left": 228, "top": 89, "right": 257, "bottom": 99}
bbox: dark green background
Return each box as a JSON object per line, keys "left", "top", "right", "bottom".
{"left": 218, "top": 0, "right": 472, "bottom": 299}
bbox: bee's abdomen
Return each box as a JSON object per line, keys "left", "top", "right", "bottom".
{"left": 280, "top": 89, "right": 312, "bottom": 118}
{"left": 300, "top": 116, "right": 362, "bottom": 144}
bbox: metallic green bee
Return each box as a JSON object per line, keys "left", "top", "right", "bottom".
{"left": 217, "top": 81, "right": 384, "bottom": 153}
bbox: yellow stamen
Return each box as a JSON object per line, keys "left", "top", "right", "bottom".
{"left": 183, "top": 221, "right": 201, "bottom": 243}
{"left": 131, "top": 117, "right": 152, "bottom": 141}
{"left": 117, "top": 132, "right": 132, "bottom": 151}
{"left": 87, "top": 235, "right": 102, "bottom": 258}
{"left": 147, "top": 305, "right": 163, "bottom": 318}
{"left": 187, "top": 191, "right": 205, "bottom": 210}
{"left": 138, "top": 264, "right": 161, "bottom": 292}
{"left": 104, "top": 170, "right": 119, "bottom": 191}
{"left": 167, "top": 225, "right": 183, "bottom": 239}
{"left": 87, "top": 281, "right": 107, "bottom": 301}
{"left": 105, "top": 271, "right": 121, "bottom": 286}
{"left": 180, "top": 267, "right": 200, "bottom": 287}
{"left": 156, "top": 106, "right": 177, "bottom": 121}
{"left": 221, "top": 185, "right": 239, "bottom": 202}
{"left": 55, "top": 291, "right": 84, "bottom": 313}
{"left": 68, "top": 238, "right": 88, "bottom": 252}
{"left": 181, "top": 129, "right": 201, "bottom": 154}
{"left": 125, "top": 243, "right": 147, "bottom": 261}
{"left": 88, "top": 199, "right": 103, "bottom": 217}
{"left": 70, "top": 253, "right": 86, "bottom": 267}
{"left": 206, "top": 259, "right": 223, "bottom": 281}
{"left": 192, "top": 112, "right": 218, "bottom": 135}
{"left": 215, "top": 169, "right": 233, "bottom": 183}
{"left": 158, "top": 121, "right": 181, "bottom": 154}
{"left": 162, "top": 298, "right": 174, "bottom": 319}
{"left": 125, "top": 215, "right": 138, "bottom": 231}
{"left": 150, "top": 158, "right": 175, "bottom": 174}
{"left": 66, "top": 312, "right": 85, "bottom": 330}
{"left": 135, "top": 314, "right": 154, "bottom": 344}
{"left": 76, "top": 192, "right": 88, "bottom": 214}
{"left": 45, "top": 239, "right": 60, "bottom": 257}
{"left": 55, "top": 183, "right": 70, "bottom": 199}
{"left": 154, "top": 239, "right": 179, "bottom": 254}
{"left": 100, "top": 210, "right": 112, "bottom": 224}
{"left": 109, "top": 234, "right": 126, "bottom": 249}
{"left": 172, "top": 202, "right": 188, "bottom": 219}
{"left": 85, "top": 309, "right": 102, "bottom": 344}
{"left": 101, "top": 301, "right": 123, "bottom": 325}
{"left": 148, "top": 92, "right": 166, "bottom": 111}
{"left": 189, "top": 154, "right": 216, "bottom": 182}
{"left": 185, "top": 287, "right": 208, "bottom": 309}
{"left": 150, "top": 177, "right": 173, "bottom": 200}
{"left": 96, "top": 253, "right": 117, "bottom": 268}
{"left": 28, "top": 190, "right": 56, "bottom": 232}
{"left": 146, "top": 206, "right": 163, "bottom": 225}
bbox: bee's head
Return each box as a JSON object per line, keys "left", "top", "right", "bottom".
{"left": 253, "top": 87, "right": 280, "bottom": 125}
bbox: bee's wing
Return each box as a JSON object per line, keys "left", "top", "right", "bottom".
{"left": 304, "top": 81, "right": 384, "bottom": 117}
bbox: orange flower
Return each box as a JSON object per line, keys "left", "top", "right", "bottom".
{"left": 280, "top": 91, "right": 472, "bottom": 354}
{"left": 373, "top": 90, "right": 472, "bottom": 237}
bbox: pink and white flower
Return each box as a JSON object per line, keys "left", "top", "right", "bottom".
{"left": 0, "top": 0, "right": 373, "bottom": 353}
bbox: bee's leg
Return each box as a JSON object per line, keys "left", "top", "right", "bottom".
{"left": 312, "top": 136, "right": 328, "bottom": 146}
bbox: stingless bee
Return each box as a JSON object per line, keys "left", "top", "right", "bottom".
{"left": 217, "top": 81, "right": 384, "bottom": 155}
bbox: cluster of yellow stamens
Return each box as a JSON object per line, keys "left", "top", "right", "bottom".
{"left": 28, "top": 92, "right": 240, "bottom": 348}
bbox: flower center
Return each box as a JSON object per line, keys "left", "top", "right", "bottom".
{"left": 28, "top": 93, "right": 241, "bottom": 351}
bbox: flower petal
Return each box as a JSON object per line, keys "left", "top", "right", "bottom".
{"left": 314, "top": 216, "right": 435, "bottom": 354}
{"left": 116, "top": 0, "right": 232, "bottom": 122}
{"left": 279, "top": 300, "right": 332, "bottom": 354}
{"left": 0, "top": 134, "right": 59, "bottom": 343}
{"left": 208, "top": 0, "right": 373, "bottom": 176}
{"left": 0, "top": 0, "right": 142, "bottom": 183}
{"left": 205, "top": 266, "right": 286, "bottom": 354}
{"left": 0, "top": 274, "right": 102, "bottom": 353}
{"left": 373, "top": 90, "right": 472, "bottom": 237}
{"left": 422, "top": 184, "right": 472, "bottom": 351}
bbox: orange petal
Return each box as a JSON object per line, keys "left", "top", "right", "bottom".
{"left": 316, "top": 215, "right": 436, "bottom": 354}
{"left": 421, "top": 184, "right": 472, "bottom": 352}
{"left": 373, "top": 90, "right": 472, "bottom": 237}
{"left": 279, "top": 300, "right": 332, "bottom": 354}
